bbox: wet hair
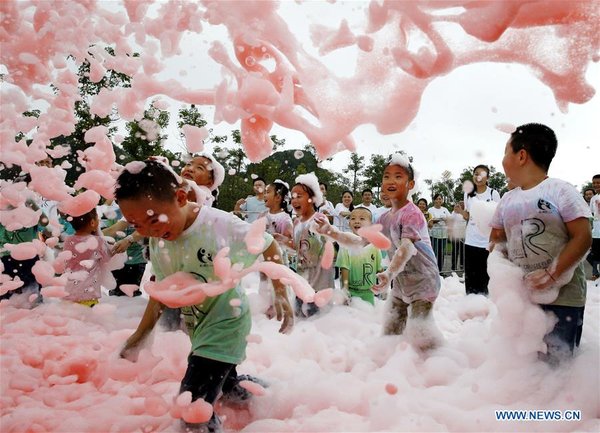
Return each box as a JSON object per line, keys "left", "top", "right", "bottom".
{"left": 468, "top": 164, "right": 490, "bottom": 198}
{"left": 293, "top": 183, "right": 318, "bottom": 211}
{"left": 341, "top": 190, "right": 355, "bottom": 212}
{"left": 351, "top": 207, "right": 372, "bottom": 221}
{"left": 417, "top": 198, "right": 428, "bottom": 207}
{"left": 115, "top": 160, "right": 181, "bottom": 202}
{"left": 69, "top": 208, "right": 98, "bottom": 232}
{"left": 509, "top": 123, "right": 557, "bottom": 172}
{"left": 271, "top": 181, "right": 290, "bottom": 215}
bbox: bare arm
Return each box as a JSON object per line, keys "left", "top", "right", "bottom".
{"left": 551, "top": 217, "right": 592, "bottom": 280}
{"left": 373, "top": 238, "right": 417, "bottom": 291}
{"left": 313, "top": 214, "right": 363, "bottom": 249}
{"left": 262, "top": 240, "right": 294, "bottom": 333}
{"left": 120, "top": 297, "right": 164, "bottom": 359}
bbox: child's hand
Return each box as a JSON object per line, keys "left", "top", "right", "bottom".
{"left": 312, "top": 213, "right": 332, "bottom": 235}
{"left": 112, "top": 237, "right": 132, "bottom": 254}
{"left": 342, "top": 289, "right": 351, "bottom": 305}
{"left": 524, "top": 269, "right": 555, "bottom": 291}
{"left": 373, "top": 271, "right": 390, "bottom": 293}
{"left": 273, "top": 290, "right": 294, "bottom": 334}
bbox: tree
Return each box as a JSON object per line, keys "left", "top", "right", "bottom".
{"left": 121, "top": 103, "right": 174, "bottom": 162}
{"left": 363, "top": 154, "right": 387, "bottom": 203}
{"left": 424, "top": 170, "right": 456, "bottom": 209}
{"left": 343, "top": 153, "right": 364, "bottom": 196}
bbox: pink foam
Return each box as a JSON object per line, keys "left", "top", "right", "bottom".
{"left": 357, "top": 224, "right": 391, "bottom": 250}
{"left": 320, "top": 240, "right": 335, "bottom": 269}
{"left": 182, "top": 125, "right": 209, "bottom": 153}
{"left": 58, "top": 190, "right": 100, "bottom": 217}
{"left": 245, "top": 217, "right": 267, "bottom": 254}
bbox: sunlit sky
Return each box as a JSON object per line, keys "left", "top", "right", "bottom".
{"left": 118, "top": 1, "right": 600, "bottom": 197}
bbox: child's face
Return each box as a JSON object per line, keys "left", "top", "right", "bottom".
{"left": 291, "top": 185, "right": 313, "bottom": 217}
{"left": 502, "top": 139, "right": 520, "bottom": 185}
{"left": 118, "top": 190, "right": 189, "bottom": 241}
{"left": 253, "top": 180, "right": 266, "bottom": 195}
{"left": 341, "top": 192, "right": 353, "bottom": 206}
{"left": 181, "top": 156, "right": 213, "bottom": 188}
{"left": 349, "top": 208, "right": 372, "bottom": 233}
{"left": 382, "top": 165, "right": 414, "bottom": 202}
{"left": 264, "top": 184, "right": 278, "bottom": 210}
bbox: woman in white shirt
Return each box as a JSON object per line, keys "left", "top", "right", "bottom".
{"left": 428, "top": 194, "right": 451, "bottom": 272}
{"left": 333, "top": 190, "right": 354, "bottom": 232}
{"left": 456, "top": 164, "right": 501, "bottom": 295}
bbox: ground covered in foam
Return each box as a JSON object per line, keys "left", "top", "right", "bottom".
{"left": 1, "top": 272, "right": 598, "bottom": 433}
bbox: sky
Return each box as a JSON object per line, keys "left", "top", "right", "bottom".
{"left": 144, "top": 0, "right": 600, "bottom": 197}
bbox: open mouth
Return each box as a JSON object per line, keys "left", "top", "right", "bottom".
{"left": 182, "top": 172, "right": 193, "bottom": 180}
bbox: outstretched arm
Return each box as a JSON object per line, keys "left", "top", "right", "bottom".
{"left": 120, "top": 297, "right": 164, "bottom": 360}
{"left": 262, "top": 240, "right": 294, "bottom": 334}
{"left": 313, "top": 214, "right": 363, "bottom": 249}
{"left": 373, "top": 238, "right": 417, "bottom": 292}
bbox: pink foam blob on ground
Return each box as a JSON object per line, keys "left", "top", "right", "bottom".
{"left": 314, "top": 288, "right": 334, "bottom": 308}
{"left": 385, "top": 383, "right": 398, "bottom": 395}
{"left": 357, "top": 224, "right": 392, "bottom": 251}
{"left": 119, "top": 284, "right": 139, "bottom": 297}
{"left": 180, "top": 398, "right": 213, "bottom": 424}
{"left": 239, "top": 379, "right": 266, "bottom": 396}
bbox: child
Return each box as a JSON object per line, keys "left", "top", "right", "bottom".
{"left": 115, "top": 160, "right": 293, "bottom": 433}
{"left": 262, "top": 180, "right": 294, "bottom": 265}
{"left": 259, "top": 180, "right": 294, "bottom": 312}
{"left": 374, "top": 155, "right": 440, "bottom": 344}
{"left": 63, "top": 208, "right": 113, "bottom": 307}
{"left": 335, "top": 207, "right": 383, "bottom": 305}
{"left": 289, "top": 173, "right": 335, "bottom": 317}
{"left": 490, "top": 123, "right": 592, "bottom": 365}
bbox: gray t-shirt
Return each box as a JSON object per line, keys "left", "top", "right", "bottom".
{"left": 491, "top": 178, "right": 591, "bottom": 307}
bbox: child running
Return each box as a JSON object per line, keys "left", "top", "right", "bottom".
{"left": 63, "top": 207, "right": 113, "bottom": 307}
{"left": 374, "top": 154, "right": 440, "bottom": 347}
{"left": 490, "top": 123, "right": 591, "bottom": 365}
{"left": 335, "top": 207, "right": 383, "bottom": 305}
{"left": 289, "top": 172, "right": 335, "bottom": 317}
{"left": 115, "top": 160, "right": 293, "bottom": 433}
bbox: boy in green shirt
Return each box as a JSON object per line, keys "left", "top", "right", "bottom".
{"left": 335, "top": 207, "right": 383, "bottom": 305}
{"left": 115, "top": 160, "right": 293, "bottom": 433}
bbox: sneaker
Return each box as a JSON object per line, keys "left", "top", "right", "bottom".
{"left": 220, "top": 375, "right": 268, "bottom": 408}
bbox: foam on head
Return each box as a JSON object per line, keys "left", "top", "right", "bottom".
{"left": 190, "top": 152, "right": 225, "bottom": 191}
{"left": 294, "top": 172, "right": 323, "bottom": 207}
{"left": 387, "top": 153, "right": 419, "bottom": 196}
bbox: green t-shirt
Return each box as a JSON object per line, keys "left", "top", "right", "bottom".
{"left": 336, "top": 244, "right": 383, "bottom": 302}
{"left": 0, "top": 224, "right": 38, "bottom": 257}
{"left": 150, "top": 206, "right": 273, "bottom": 364}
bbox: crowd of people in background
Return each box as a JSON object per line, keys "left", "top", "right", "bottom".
{"left": 1, "top": 123, "right": 598, "bottom": 431}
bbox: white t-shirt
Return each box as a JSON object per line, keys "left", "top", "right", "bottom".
{"left": 333, "top": 203, "right": 352, "bottom": 232}
{"left": 491, "top": 178, "right": 591, "bottom": 307}
{"left": 590, "top": 194, "right": 600, "bottom": 238}
{"left": 240, "top": 196, "right": 267, "bottom": 223}
{"left": 427, "top": 206, "right": 451, "bottom": 239}
{"left": 464, "top": 187, "right": 501, "bottom": 247}
{"left": 373, "top": 206, "right": 391, "bottom": 223}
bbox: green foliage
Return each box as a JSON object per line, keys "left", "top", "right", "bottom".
{"left": 343, "top": 153, "right": 364, "bottom": 196}
{"left": 362, "top": 154, "right": 387, "bottom": 204}
{"left": 120, "top": 104, "right": 175, "bottom": 163}
{"left": 425, "top": 165, "right": 508, "bottom": 209}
